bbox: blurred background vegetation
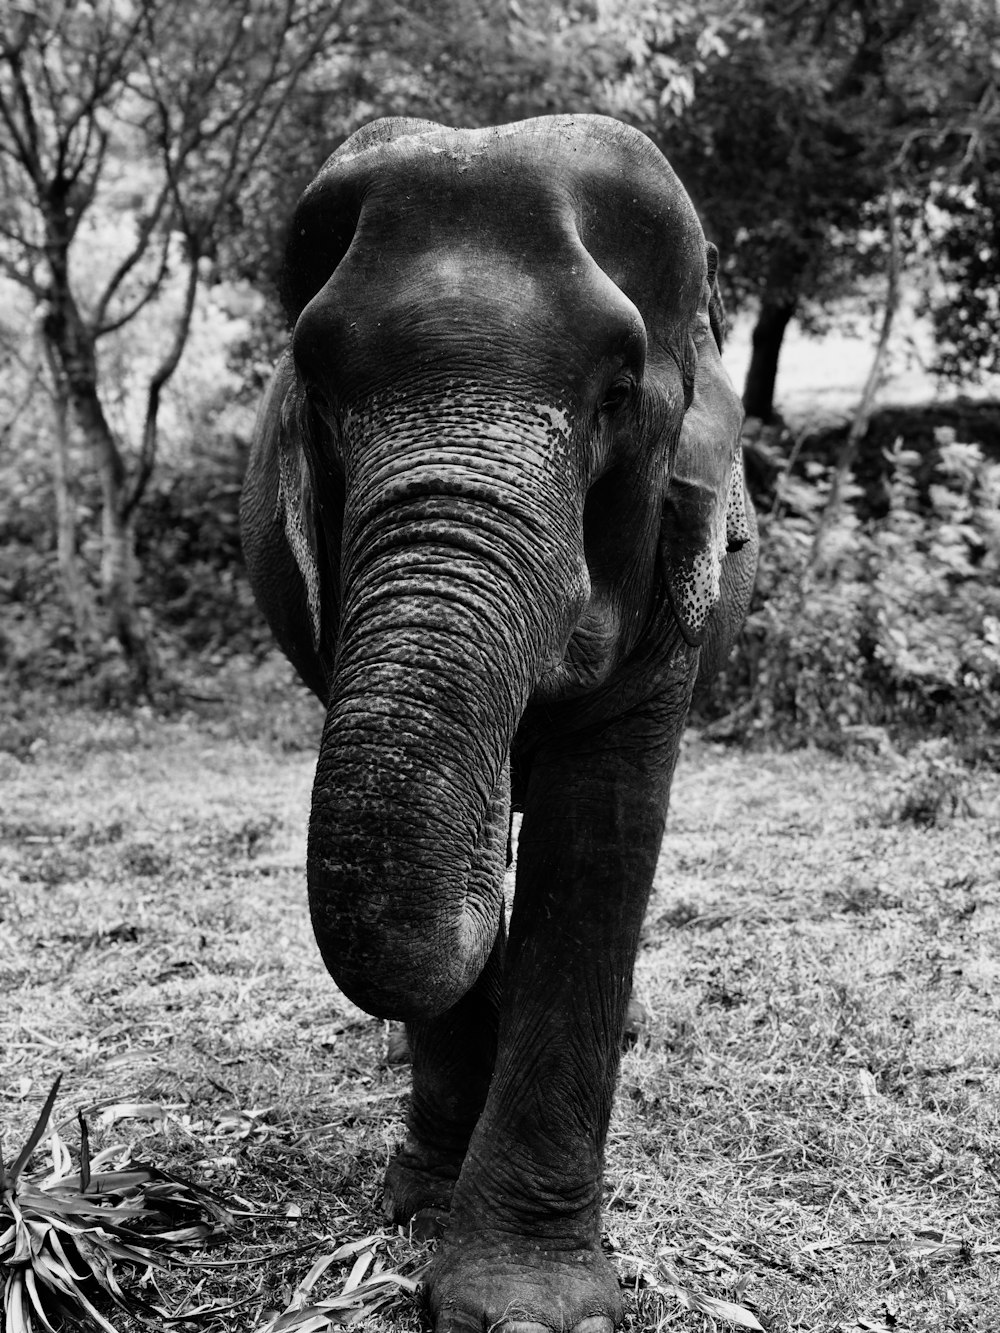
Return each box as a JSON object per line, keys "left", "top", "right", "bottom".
{"left": 1, "top": 0, "right": 998, "bottom": 756}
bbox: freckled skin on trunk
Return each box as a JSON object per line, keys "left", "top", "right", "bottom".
{"left": 241, "top": 113, "right": 759, "bottom": 1333}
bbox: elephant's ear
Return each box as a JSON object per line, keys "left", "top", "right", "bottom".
{"left": 660, "top": 252, "right": 749, "bottom": 645}
{"left": 275, "top": 378, "right": 323, "bottom": 652}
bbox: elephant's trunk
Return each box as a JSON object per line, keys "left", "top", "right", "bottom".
{"left": 307, "top": 399, "right": 586, "bottom": 1020}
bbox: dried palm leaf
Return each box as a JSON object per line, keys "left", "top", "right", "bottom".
{"left": 256, "top": 1234, "right": 424, "bottom": 1332}
{"left": 2, "top": 1077, "right": 232, "bottom": 1333}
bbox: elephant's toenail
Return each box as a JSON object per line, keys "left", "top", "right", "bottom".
{"left": 492, "top": 1316, "right": 615, "bottom": 1333}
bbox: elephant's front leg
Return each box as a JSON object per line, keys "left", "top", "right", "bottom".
{"left": 383, "top": 770, "right": 510, "bottom": 1230}
{"left": 383, "top": 922, "right": 505, "bottom": 1231}
{"left": 427, "top": 705, "right": 683, "bottom": 1333}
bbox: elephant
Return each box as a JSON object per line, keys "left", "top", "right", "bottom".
{"left": 240, "top": 114, "right": 757, "bottom": 1333}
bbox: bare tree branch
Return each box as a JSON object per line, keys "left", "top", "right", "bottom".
{"left": 0, "top": 210, "right": 44, "bottom": 249}
{"left": 91, "top": 178, "right": 173, "bottom": 333}
{"left": 0, "top": 354, "right": 43, "bottom": 452}
{"left": 4, "top": 45, "right": 45, "bottom": 179}
{"left": 203, "top": 33, "right": 334, "bottom": 232}
{"left": 0, "top": 60, "right": 41, "bottom": 180}
{"left": 0, "top": 239, "right": 46, "bottom": 297}
{"left": 0, "top": 0, "right": 340, "bottom": 687}
{"left": 123, "top": 246, "right": 200, "bottom": 519}
{"left": 135, "top": 0, "right": 251, "bottom": 162}
{"left": 94, "top": 224, "right": 174, "bottom": 338}
{"left": 60, "top": 3, "right": 146, "bottom": 147}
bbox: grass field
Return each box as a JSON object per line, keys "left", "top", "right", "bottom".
{"left": 2, "top": 670, "right": 999, "bottom": 1331}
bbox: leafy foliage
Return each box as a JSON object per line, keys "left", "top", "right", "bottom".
{"left": 1, "top": 0, "right": 999, "bottom": 728}
{"left": 0, "top": 0, "right": 343, "bottom": 687}
{"left": 1, "top": 1079, "right": 232, "bottom": 1333}
{"left": 703, "top": 429, "right": 1000, "bottom": 755}
{"left": 134, "top": 458, "right": 267, "bottom": 661}
{"left": 920, "top": 175, "right": 1000, "bottom": 382}
{"left": 0, "top": 339, "right": 269, "bottom": 705}
{"left": 257, "top": 1236, "right": 422, "bottom": 1332}
{"left": 6, "top": 404, "right": 1000, "bottom": 756}
{"left": 657, "top": 0, "right": 1000, "bottom": 416}
{"left": 877, "top": 739, "right": 976, "bottom": 826}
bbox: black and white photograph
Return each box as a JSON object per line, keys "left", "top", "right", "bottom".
{"left": 2, "top": 3, "right": 998, "bottom": 1330}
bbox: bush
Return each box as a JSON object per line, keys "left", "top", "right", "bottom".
{"left": 701, "top": 429, "right": 1000, "bottom": 759}
{"left": 876, "top": 739, "right": 976, "bottom": 826}
{"left": 134, "top": 459, "right": 269, "bottom": 660}
{"left": 0, "top": 444, "right": 272, "bottom": 704}
{"left": 4, "top": 400, "right": 999, "bottom": 762}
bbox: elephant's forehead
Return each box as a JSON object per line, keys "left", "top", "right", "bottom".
{"left": 333, "top": 114, "right": 673, "bottom": 186}
{"left": 325, "top": 114, "right": 698, "bottom": 244}
{"left": 292, "top": 114, "right": 705, "bottom": 336}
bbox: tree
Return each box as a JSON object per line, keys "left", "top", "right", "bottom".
{"left": 924, "top": 171, "right": 1000, "bottom": 382}
{"left": 659, "top": 2, "right": 900, "bottom": 421}
{"left": 228, "top": 0, "right": 747, "bottom": 333}
{"left": 662, "top": 0, "right": 1000, "bottom": 422}
{"left": 214, "top": 0, "right": 730, "bottom": 374}
{"left": 899, "top": 0, "right": 1000, "bottom": 383}
{"left": 0, "top": 0, "right": 340, "bottom": 692}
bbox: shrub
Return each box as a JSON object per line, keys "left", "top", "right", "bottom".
{"left": 876, "top": 739, "right": 976, "bottom": 826}
{"left": 134, "top": 461, "right": 269, "bottom": 660}
{"left": 4, "top": 402, "right": 999, "bottom": 760}
{"left": 700, "top": 430, "right": 1000, "bottom": 758}
{"left": 0, "top": 443, "right": 272, "bottom": 704}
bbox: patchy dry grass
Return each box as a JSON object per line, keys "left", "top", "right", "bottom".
{"left": 2, "top": 674, "right": 998, "bottom": 1331}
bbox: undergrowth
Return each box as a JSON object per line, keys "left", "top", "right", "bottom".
{"left": 700, "top": 429, "right": 1000, "bottom": 757}
{"left": 2, "top": 416, "right": 999, "bottom": 758}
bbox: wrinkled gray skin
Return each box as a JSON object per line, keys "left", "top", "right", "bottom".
{"left": 241, "top": 115, "right": 757, "bottom": 1333}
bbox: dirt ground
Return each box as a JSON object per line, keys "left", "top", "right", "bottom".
{"left": 1, "top": 690, "right": 998, "bottom": 1331}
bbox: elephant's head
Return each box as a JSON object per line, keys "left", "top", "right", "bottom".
{"left": 271, "top": 115, "right": 749, "bottom": 1021}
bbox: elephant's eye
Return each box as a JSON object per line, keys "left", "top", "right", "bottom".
{"left": 600, "top": 377, "right": 634, "bottom": 415}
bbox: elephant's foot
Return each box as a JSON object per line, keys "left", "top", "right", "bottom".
{"left": 382, "top": 1136, "right": 464, "bottom": 1234}
{"left": 426, "top": 1235, "right": 622, "bottom": 1333}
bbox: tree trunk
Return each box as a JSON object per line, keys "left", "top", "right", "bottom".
{"left": 98, "top": 487, "right": 156, "bottom": 693}
{"left": 41, "top": 339, "right": 97, "bottom": 643}
{"left": 50, "top": 380, "right": 98, "bottom": 643}
{"left": 41, "top": 293, "right": 158, "bottom": 696}
{"left": 742, "top": 297, "right": 797, "bottom": 422}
